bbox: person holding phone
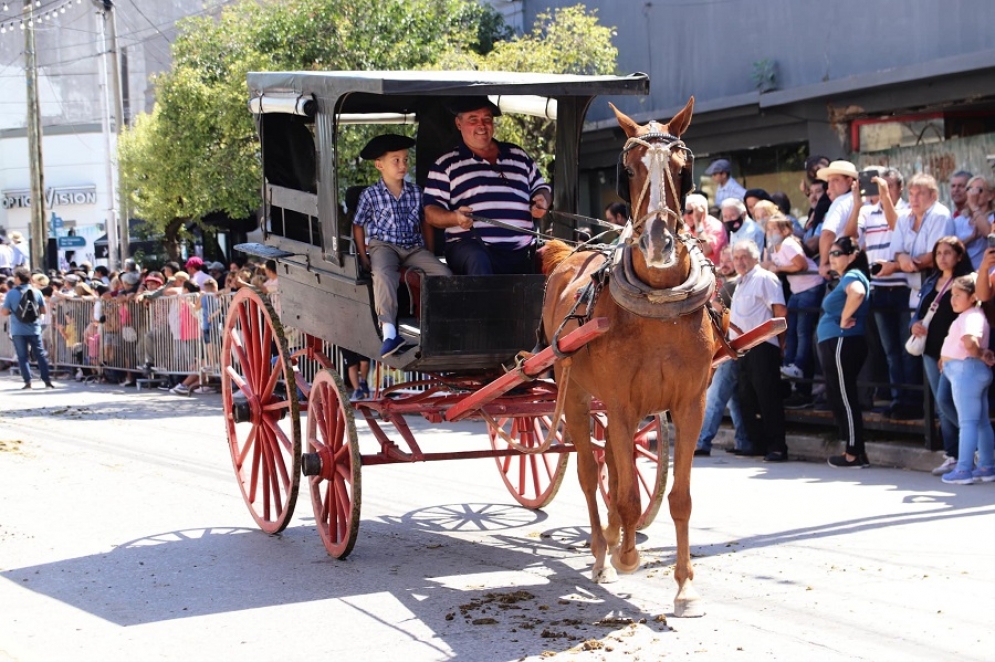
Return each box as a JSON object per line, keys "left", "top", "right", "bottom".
{"left": 953, "top": 175, "right": 994, "bottom": 268}
{"left": 840, "top": 168, "right": 917, "bottom": 418}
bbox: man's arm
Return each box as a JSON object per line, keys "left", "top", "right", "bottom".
{"left": 840, "top": 181, "right": 861, "bottom": 239}
{"left": 425, "top": 204, "right": 474, "bottom": 230}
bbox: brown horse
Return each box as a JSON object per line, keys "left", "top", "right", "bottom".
{"left": 542, "top": 98, "right": 713, "bottom": 617}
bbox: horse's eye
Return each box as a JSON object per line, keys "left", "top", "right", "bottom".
{"left": 625, "top": 167, "right": 635, "bottom": 177}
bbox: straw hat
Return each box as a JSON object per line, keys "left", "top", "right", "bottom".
{"left": 815, "top": 160, "right": 859, "bottom": 180}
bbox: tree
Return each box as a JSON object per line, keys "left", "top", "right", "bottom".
{"left": 119, "top": 0, "right": 507, "bottom": 256}
{"left": 433, "top": 5, "right": 618, "bottom": 179}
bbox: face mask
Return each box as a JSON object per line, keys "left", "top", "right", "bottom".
{"left": 767, "top": 233, "right": 784, "bottom": 248}
{"left": 723, "top": 217, "right": 743, "bottom": 234}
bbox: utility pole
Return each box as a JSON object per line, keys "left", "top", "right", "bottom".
{"left": 105, "top": 0, "right": 127, "bottom": 261}
{"left": 24, "top": 0, "right": 47, "bottom": 269}
{"left": 94, "top": 0, "right": 119, "bottom": 269}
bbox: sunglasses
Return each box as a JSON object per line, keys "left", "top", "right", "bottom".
{"left": 828, "top": 250, "right": 849, "bottom": 257}
{"left": 682, "top": 209, "right": 693, "bottom": 214}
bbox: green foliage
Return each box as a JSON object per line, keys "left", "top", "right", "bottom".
{"left": 433, "top": 5, "right": 618, "bottom": 178}
{"left": 118, "top": 1, "right": 617, "bottom": 247}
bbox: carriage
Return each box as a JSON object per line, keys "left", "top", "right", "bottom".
{"left": 221, "top": 70, "right": 781, "bottom": 562}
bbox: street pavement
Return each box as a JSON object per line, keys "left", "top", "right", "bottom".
{"left": 1, "top": 376, "right": 993, "bottom": 661}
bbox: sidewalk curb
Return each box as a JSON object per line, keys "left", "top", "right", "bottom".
{"left": 709, "top": 427, "right": 944, "bottom": 472}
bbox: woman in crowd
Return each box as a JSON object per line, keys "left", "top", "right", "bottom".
{"left": 909, "top": 236, "right": 973, "bottom": 476}
{"left": 937, "top": 274, "right": 995, "bottom": 484}
{"left": 818, "top": 235, "right": 872, "bottom": 468}
{"left": 762, "top": 214, "right": 824, "bottom": 408}
{"left": 954, "top": 175, "right": 993, "bottom": 268}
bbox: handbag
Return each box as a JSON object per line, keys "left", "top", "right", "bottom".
{"left": 905, "top": 278, "right": 952, "bottom": 356}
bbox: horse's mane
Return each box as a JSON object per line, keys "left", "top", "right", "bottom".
{"left": 540, "top": 239, "right": 574, "bottom": 275}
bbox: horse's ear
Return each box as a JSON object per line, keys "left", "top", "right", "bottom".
{"left": 667, "top": 96, "right": 695, "bottom": 137}
{"left": 609, "top": 102, "right": 641, "bottom": 139}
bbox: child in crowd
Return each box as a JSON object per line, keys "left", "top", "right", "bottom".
{"left": 352, "top": 134, "right": 451, "bottom": 358}
{"left": 938, "top": 274, "right": 995, "bottom": 484}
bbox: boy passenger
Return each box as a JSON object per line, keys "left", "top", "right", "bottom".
{"left": 353, "top": 134, "right": 451, "bottom": 358}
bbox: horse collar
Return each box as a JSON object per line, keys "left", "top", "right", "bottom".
{"left": 608, "top": 234, "right": 716, "bottom": 319}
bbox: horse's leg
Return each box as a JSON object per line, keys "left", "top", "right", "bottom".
{"left": 669, "top": 395, "right": 706, "bottom": 617}
{"left": 564, "top": 388, "right": 614, "bottom": 583}
{"left": 606, "top": 411, "right": 640, "bottom": 574}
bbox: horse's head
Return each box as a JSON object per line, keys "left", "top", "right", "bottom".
{"left": 610, "top": 98, "right": 695, "bottom": 277}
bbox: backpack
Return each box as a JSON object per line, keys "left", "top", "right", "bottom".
{"left": 13, "top": 286, "right": 40, "bottom": 324}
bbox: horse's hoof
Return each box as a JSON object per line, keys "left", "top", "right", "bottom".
{"left": 610, "top": 549, "right": 640, "bottom": 574}
{"left": 674, "top": 596, "right": 705, "bottom": 618}
{"left": 592, "top": 565, "right": 618, "bottom": 584}
{"left": 674, "top": 582, "right": 704, "bottom": 618}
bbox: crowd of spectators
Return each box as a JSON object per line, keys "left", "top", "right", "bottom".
{"left": 692, "top": 157, "right": 995, "bottom": 483}
{"left": 1, "top": 253, "right": 280, "bottom": 395}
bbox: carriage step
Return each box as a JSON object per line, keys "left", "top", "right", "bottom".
{"left": 234, "top": 242, "right": 298, "bottom": 260}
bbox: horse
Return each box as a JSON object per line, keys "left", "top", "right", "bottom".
{"left": 541, "top": 97, "right": 714, "bottom": 617}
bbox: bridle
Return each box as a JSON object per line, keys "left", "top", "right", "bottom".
{"left": 617, "top": 130, "right": 694, "bottom": 239}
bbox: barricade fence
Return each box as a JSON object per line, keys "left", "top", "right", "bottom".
{"left": 1, "top": 291, "right": 421, "bottom": 393}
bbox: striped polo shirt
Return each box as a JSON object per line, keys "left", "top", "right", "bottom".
{"left": 857, "top": 202, "right": 905, "bottom": 289}
{"left": 423, "top": 140, "right": 550, "bottom": 250}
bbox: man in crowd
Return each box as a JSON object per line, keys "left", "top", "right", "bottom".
{"left": 729, "top": 240, "right": 788, "bottom": 461}
{"left": 1, "top": 267, "right": 55, "bottom": 389}
{"left": 423, "top": 96, "right": 551, "bottom": 275}
{"left": 949, "top": 170, "right": 973, "bottom": 224}
{"left": 817, "top": 160, "right": 859, "bottom": 279}
{"left": 705, "top": 158, "right": 746, "bottom": 204}
{"left": 720, "top": 198, "right": 765, "bottom": 254}
{"left": 694, "top": 245, "right": 751, "bottom": 456}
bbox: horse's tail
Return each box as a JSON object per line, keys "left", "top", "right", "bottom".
{"left": 539, "top": 239, "right": 573, "bottom": 275}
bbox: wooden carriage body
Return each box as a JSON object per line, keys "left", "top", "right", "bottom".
{"left": 242, "top": 70, "right": 650, "bottom": 373}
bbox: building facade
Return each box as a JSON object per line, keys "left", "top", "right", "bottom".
{"left": 0, "top": 0, "right": 224, "bottom": 267}
{"left": 520, "top": 0, "right": 995, "bottom": 217}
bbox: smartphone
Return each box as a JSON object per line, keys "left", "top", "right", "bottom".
{"left": 869, "top": 262, "right": 883, "bottom": 276}
{"left": 987, "top": 233, "right": 995, "bottom": 249}
{"left": 858, "top": 171, "right": 879, "bottom": 197}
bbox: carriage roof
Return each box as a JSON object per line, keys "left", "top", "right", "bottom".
{"left": 247, "top": 70, "right": 650, "bottom": 108}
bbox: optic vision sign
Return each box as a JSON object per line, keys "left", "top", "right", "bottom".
{"left": 2, "top": 185, "right": 98, "bottom": 210}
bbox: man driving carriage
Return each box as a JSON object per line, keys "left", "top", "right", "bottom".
{"left": 352, "top": 134, "right": 452, "bottom": 358}
{"left": 423, "top": 96, "right": 552, "bottom": 275}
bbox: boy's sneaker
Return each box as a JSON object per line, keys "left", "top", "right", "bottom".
{"left": 828, "top": 453, "right": 870, "bottom": 468}
{"left": 941, "top": 468, "right": 975, "bottom": 485}
{"left": 195, "top": 385, "right": 218, "bottom": 394}
{"left": 971, "top": 466, "right": 995, "bottom": 483}
{"left": 169, "top": 384, "right": 191, "bottom": 396}
{"left": 779, "top": 364, "right": 803, "bottom": 380}
{"left": 380, "top": 336, "right": 405, "bottom": 358}
{"left": 359, "top": 380, "right": 371, "bottom": 399}
{"left": 349, "top": 388, "right": 364, "bottom": 402}
{"left": 931, "top": 455, "right": 957, "bottom": 476}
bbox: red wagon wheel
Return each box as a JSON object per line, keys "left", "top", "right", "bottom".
{"left": 593, "top": 412, "right": 669, "bottom": 530}
{"left": 303, "top": 369, "right": 362, "bottom": 559}
{"left": 221, "top": 287, "right": 301, "bottom": 534}
{"left": 488, "top": 416, "right": 570, "bottom": 509}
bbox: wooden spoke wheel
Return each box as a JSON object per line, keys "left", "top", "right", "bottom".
{"left": 593, "top": 413, "right": 669, "bottom": 530}
{"left": 221, "top": 287, "right": 301, "bottom": 534}
{"left": 488, "top": 416, "right": 570, "bottom": 509}
{"left": 303, "top": 369, "right": 362, "bottom": 559}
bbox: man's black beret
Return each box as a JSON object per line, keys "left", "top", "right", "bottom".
{"left": 445, "top": 96, "right": 502, "bottom": 117}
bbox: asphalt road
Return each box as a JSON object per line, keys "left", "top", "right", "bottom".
{"left": 1, "top": 377, "right": 993, "bottom": 661}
